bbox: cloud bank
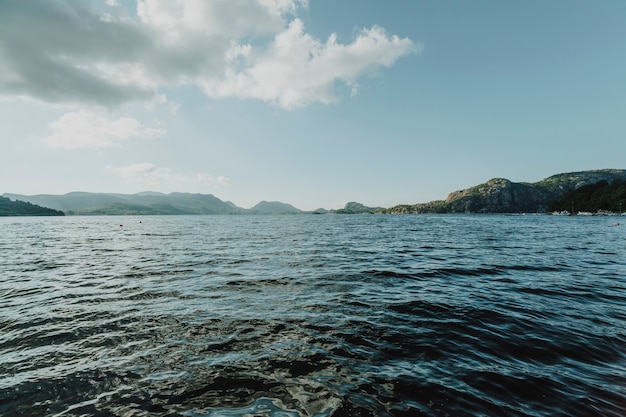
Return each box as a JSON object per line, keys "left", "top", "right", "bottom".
{"left": 0, "top": 0, "right": 420, "bottom": 109}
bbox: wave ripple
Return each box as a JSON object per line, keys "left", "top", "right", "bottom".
{"left": 1, "top": 215, "right": 626, "bottom": 416}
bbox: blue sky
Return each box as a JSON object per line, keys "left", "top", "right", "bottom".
{"left": 1, "top": 0, "right": 625, "bottom": 210}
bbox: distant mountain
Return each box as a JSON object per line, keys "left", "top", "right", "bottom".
{"left": 250, "top": 201, "right": 302, "bottom": 214}
{"left": 387, "top": 169, "right": 626, "bottom": 214}
{"left": 71, "top": 202, "right": 192, "bottom": 215}
{"left": 331, "top": 202, "right": 385, "bottom": 214}
{"left": 1, "top": 192, "right": 310, "bottom": 215}
{"left": 0, "top": 196, "right": 64, "bottom": 216}
{"left": 2, "top": 192, "right": 246, "bottom": 215}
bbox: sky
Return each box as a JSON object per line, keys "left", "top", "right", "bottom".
{"left": 1, "top": 0, "right": 625, "bottom": 211}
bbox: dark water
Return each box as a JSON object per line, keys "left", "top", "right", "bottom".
{"left": 1, "top": 214, "right": 626, "bottom": 416}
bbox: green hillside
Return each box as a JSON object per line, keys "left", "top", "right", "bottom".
{"left": 0, "top": 197, "right": 65, "bottom": 216}
{"left": 549, "top": 179, "right": 626, "bottom": 213}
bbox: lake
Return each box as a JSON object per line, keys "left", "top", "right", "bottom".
{"left": 1, "top": 214, "right": 625, "bottom": 416}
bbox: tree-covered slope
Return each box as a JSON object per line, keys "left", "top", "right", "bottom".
{"left": 549, "top": 179, "right": 626, "bottom": 213}
{"left": 0, "top": 197, "right": 65, "bottom": 216}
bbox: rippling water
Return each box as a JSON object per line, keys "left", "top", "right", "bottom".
{"left": 1, "top": 214, "right": 626, "bottom": 416}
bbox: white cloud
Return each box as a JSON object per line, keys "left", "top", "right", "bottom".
{"left": 45, "top": 110, "right": 164, "bottom": 149}
{"left": 108, "top": 162, "right": 231, "bottom": 188}
{"left": 203, "top": 20, "right": 420, "bottom": 108}
{"left": 0, "top": 0, "right": 418, "bottom": 109}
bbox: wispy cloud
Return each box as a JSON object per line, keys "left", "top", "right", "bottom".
{"left": 45, "top": 110, "right": 163, "bottom": 149}
{"left": 0, "top": 0, "right": 419, "bottom": 109}
{"left": 107, "top": 162, "right": 231, "bottom": 188}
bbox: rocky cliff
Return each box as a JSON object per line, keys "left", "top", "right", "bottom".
{"left": 387, "top": 169, "right": 626, "bottom": 214}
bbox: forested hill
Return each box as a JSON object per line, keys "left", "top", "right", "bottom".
{"left": 549, "top": 179, "right": 626, "bottom": 213}
{"left": 0, "top": 197, "right": 65, "bottom": 216}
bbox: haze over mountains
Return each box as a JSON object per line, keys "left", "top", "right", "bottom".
{"left": 3, "top": 192, "right": 250, "bottom": 215}
{"left": 1, "top": 192, "right": 309, "bottom": 215}
{"left": 3, "top": 169, "right": 626, "bottom": 216}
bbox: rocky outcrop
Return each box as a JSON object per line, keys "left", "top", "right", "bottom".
{"left": 443, "top": 178, "right": 549, "bottom": 213}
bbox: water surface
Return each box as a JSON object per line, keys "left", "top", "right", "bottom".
{"left": 1, "top": 214, "right": 625, "bottom": 416}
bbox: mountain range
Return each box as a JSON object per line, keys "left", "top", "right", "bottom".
{"left": 3, "top": 169, "right": 626, "bottom": 216}
{"left": 2, "top": 192, "right": 253, "bottom": 215}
